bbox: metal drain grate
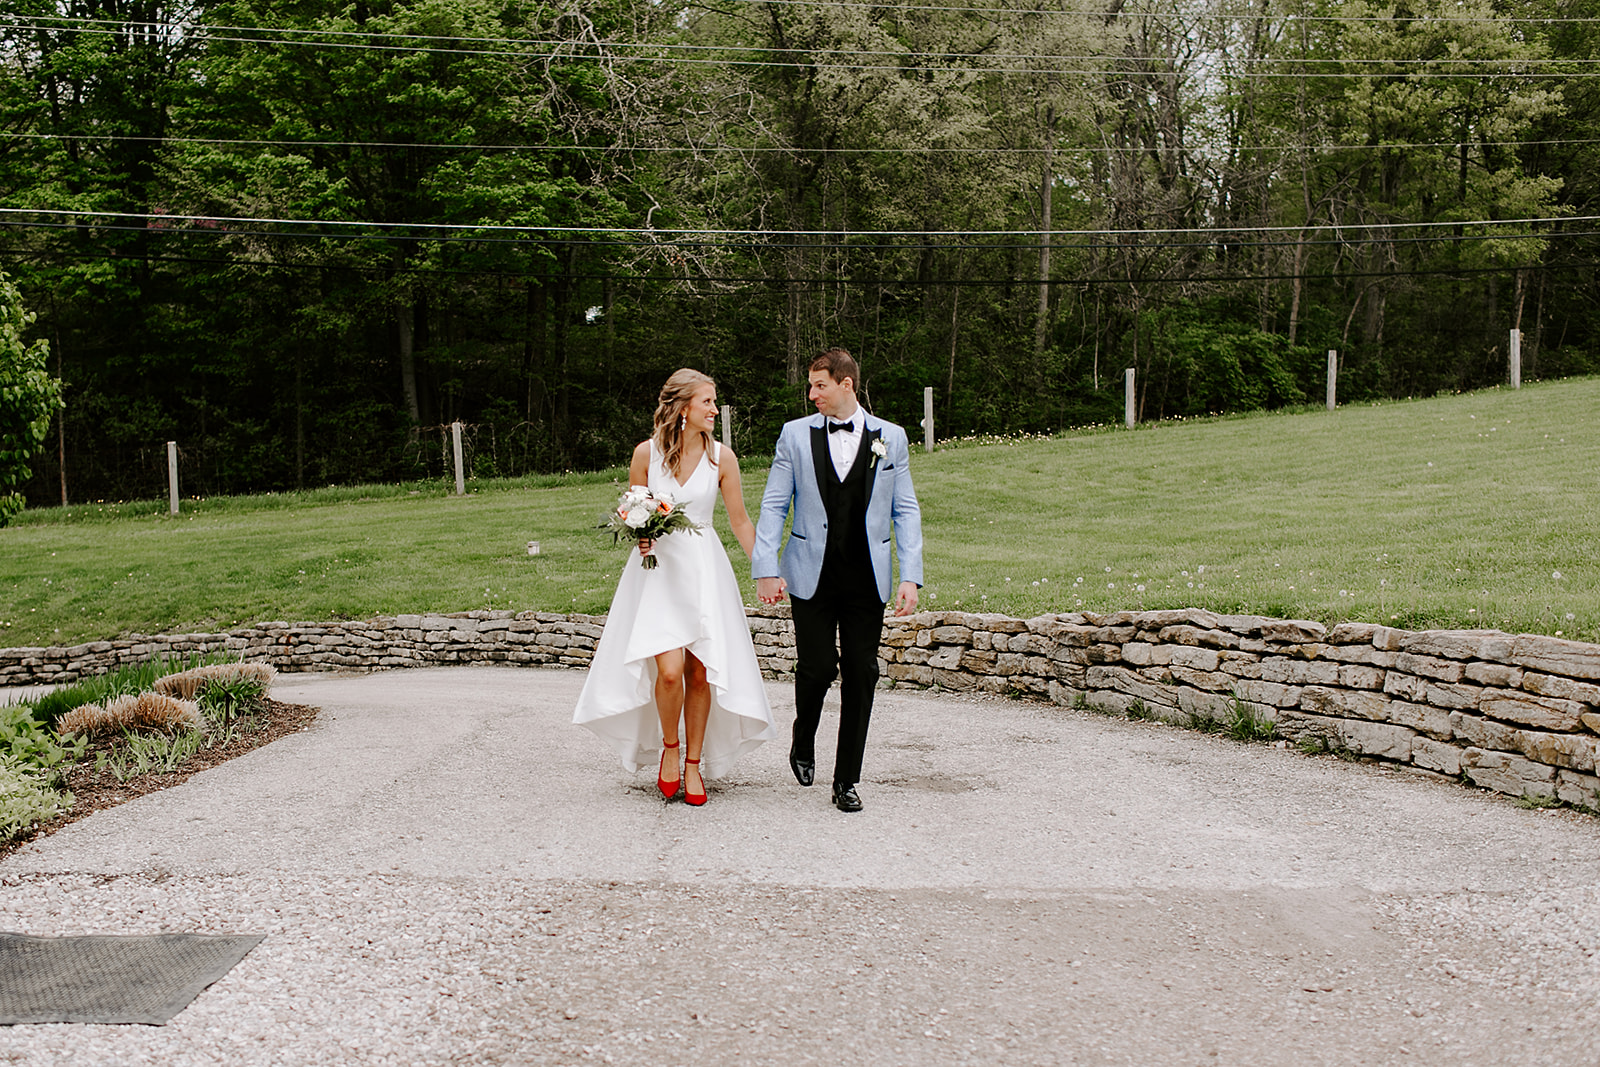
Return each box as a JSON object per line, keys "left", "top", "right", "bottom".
{"left": 0, "top": 931, "right": 264, "bottom": 1026}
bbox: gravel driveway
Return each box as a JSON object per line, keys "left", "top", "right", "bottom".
{"left": 3, "top": 666, "right": 1598, "bottom": 1065}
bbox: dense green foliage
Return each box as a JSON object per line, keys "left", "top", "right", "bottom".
{"left": 0, "top": 270, "right": 61, "bottom": 523}
{"left": 3, "top": 0, "right": 1599, "bottom": 507}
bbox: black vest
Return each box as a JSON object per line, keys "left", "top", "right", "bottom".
{"left": 814, "top": 425, "right": 876, "bottom": 588}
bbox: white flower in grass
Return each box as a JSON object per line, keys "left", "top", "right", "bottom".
{"left": 1567, "top": 613, "right": 1576, "bottom": 621}
{"left": 1107, "top": 583, "right": 1115, "bottom": 590}
{"left": 1553, "top": 571, "right": 1564, "bottom": 580}
{"left": 1197, "top": 566, "right": 1205, "bottom": 574}
{"left": 1136, "top": 584, "right": 1146, "bottom": 593}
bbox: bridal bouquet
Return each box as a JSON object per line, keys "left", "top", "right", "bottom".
{"left": 601, "top": 486, "right": 701, "bottom": 569}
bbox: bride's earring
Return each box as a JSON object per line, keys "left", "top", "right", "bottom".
{"left": 679, "top": 414, "right": 686, "bottom": 431}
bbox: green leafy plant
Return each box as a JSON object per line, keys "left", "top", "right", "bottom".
{"left": 1515, "top": 793, "right": 1564, "bottom": 810}
{"left": 1185, "top": 710, "right": 1222, "bottom": 734}
{"left": 1126, "top": 698, "right": 1156, "bottom": 721}
{"left": 0, "top": 760, "right": 71, "bottom": 840}
{"left": 96, "top": 729, "right": 205, "bottom": 782}
{"left": 0, "top": 269, "right": 62, "bottom": 527}
{"left": 1225, "top": 695, "right": 1276, "bottom": 743}
{"left": 1296, "top": 733, "right": 1330, "bottom": 755}
{"left": 0, "top": 703, "right": 85, "bottom": 781}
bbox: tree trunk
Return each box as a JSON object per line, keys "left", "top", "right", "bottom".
{"left": 398, "top": 301, "right": 419, "bottom": 442}
{"left": 295, "top": 350, "right": 305, "bottom": 490}
{"left": 1035, "top": 105, "right": 1057, "bottom": 356}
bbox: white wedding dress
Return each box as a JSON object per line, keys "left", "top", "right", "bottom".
{"left": 572, "top": 441, "right": 776, "bottom": 778}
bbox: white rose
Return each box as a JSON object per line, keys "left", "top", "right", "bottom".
{"left": 624, "top": 505, "right": 652, "bottom": 528}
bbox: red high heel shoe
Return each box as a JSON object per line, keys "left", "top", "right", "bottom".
{"left": 683, "top": 758, "right": 707, "bottom": 806}
{"left": 658, "top": 741, "right": 681, "bottom": 799}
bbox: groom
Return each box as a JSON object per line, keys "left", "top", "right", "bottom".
{"left": 753, "top": 348, "right": 923, "bottom": 813}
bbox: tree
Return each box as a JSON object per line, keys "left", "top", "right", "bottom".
{"left": 0, "top": 270, "right": 61, "bottom": 526}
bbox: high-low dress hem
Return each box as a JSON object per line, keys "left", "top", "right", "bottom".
{"left": 572, "top": 442, "right": 776, "bottom": 779}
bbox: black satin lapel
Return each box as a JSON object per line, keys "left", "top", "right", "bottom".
{"left": 810, "top": 423, "right": 832, "bottom": 491}
{"left": 863, "top": 427, "right": 882, "bottom": 500}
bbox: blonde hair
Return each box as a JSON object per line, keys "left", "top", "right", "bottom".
{"left": 652, "top": 368, "right": 718, "bottom": 476}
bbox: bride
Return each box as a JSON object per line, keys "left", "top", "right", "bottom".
{"left": 572, "top": 369, "right": 777, "bottom": 805}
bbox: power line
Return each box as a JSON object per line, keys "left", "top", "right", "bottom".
{"left": 20, "top": 8, "right": 1600, "bottom": 33}
{"left": 4, "top": 243, "right": 1593, "bottom": 287}
{"left": 0, "top": 215, "right": 1586, "bottom": 253}
{"left": 12, "top": 129, "right": 1600, "bottom": 157}
{"left": 703, "top": 0, "right": 1600, "bottom": 23}
{"left": 4, "top": 19, "right": 1593, "bottom": 77}
{"left": 0, "top": 206, "right": 1586, "bottom": 239}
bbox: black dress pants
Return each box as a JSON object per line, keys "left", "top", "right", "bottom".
{"left": 789, "top": 569, "right": 885, "bottom": 787}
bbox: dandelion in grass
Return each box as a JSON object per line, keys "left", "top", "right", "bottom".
{"left": 1136, "top": 584, "right": 1146, "bottom": 593}
{"left": 1567, "top": 613, "right": 1576, "bottom": 621}
{"left": 1032, "top": 581, "right": 1040, "bottom": 587}
{"left": 1107, "top": 583, "right": 1115, "bottom": 590}
{"left": 1553, "top": 571, "right": 1564, "bottom": 580}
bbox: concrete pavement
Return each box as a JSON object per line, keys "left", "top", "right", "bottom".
{"left": 3, "top": 666, "right": 1599, "bottom": 1064}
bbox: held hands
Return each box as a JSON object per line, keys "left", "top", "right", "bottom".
{"left": 756, "top": 576, "right": 787, "bottom": 605}
{"left": 893, "top": 581, "right": 919, "bottom": 617}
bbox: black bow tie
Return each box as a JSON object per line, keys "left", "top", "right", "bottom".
{"left": 828, "top": 420, "right": 853, "bottom": 433}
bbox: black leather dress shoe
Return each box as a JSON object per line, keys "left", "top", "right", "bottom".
{"left": 789, "top": 741, "right": 815, "bottom": 787}
{"left": 832, "top": 783, "right": 863, "bottom": 812}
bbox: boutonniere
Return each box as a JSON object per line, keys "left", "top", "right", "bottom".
{"left": 870, "top": 438, "right": 887, "bottom": 468}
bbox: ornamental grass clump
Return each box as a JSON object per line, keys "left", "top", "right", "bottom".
{"left": 153, "top": 662, "right": 276, "bottom": 702}
{"left": 56, "top": 693, "right": 202, "bottom": 738}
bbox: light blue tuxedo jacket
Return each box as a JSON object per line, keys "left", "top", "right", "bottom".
{"left": 751, "top": 411, "right": 924, "bottom": 603}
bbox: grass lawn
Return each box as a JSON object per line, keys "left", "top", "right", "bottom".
{"left": 3, "top": 377, "right": 1597, "bottom": 648}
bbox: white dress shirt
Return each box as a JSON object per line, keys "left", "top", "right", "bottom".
{"left": 826, "top": 406, "right": 864, "bottom": 480}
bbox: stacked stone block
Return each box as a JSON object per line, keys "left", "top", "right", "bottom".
{"left": 5, "top": 604, "right": 1599, "bottom": 807}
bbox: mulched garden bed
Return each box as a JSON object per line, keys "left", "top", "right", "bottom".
{"left": 0, "top": 698, "right": 319, "bottom": 860}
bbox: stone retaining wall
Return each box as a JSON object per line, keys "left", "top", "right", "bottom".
{"left": 5, "top": 606, "right": 1599, "bottom": 808}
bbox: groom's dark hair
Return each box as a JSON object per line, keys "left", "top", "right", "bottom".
{"left": 810, "top": 347, "right": 859, "bottom": 388}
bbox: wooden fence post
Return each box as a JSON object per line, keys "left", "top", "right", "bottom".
{"left": 1124, "top": 369, "right": 1136, "bottom": 428}
{"left": 167, "top": 441, "right": 179, "bottom": 515}
{"left": 451, "top": 421, "right": 465, "bottom": 495}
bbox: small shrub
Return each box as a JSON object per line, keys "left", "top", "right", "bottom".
{"left": 1225, "top": 695, "right": 1276, "bottom": 743}
{"left": 1516, "top": 793, "right": 1563, "bottom": 810}
{"left": 1126, "top": 698, "right": 1156, "bottom": 721}
{"left": 57, "top": 693, "right": 202, "bottom": 739}
{"left": 0, "top": 760, "right": 71, "bottom": 840}
{"left": 1071, "top": 691, "right": 1089, "bottom": 711}
{"left": 1186, "top": 710, "right": 1222, "bottom": 734}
